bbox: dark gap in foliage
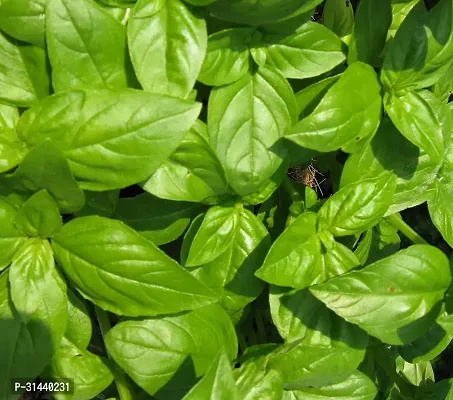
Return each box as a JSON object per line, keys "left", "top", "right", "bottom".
{"left": 400, "top": 204, "right": 451, "bottom": 256}
{"left": 119, "top": 184, "right": 145, "bottom": 198}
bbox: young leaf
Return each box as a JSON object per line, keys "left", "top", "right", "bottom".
{"left": 185, "top": 204, "right": 239, "bottom": 267}
{"left": 322, "top": 0, "right": 354, "bottom": 38}
{"left": 46, "top": 0, "right": 129, "bottom": 91}
{"left": 384, "top": 90, "right": 445, "bottom": 163}
{"left": 262, "top": 21, "right": 346, "bottom": 80}
{"left": 208, "top": 0, "right": 322, "bottom": 25}
{"left": 311, "top": 245, "right": 451, "bottom": 345}
{"left": 283, "top": 370, "right": 378, "bottom": 400}
{"left": 0, "top": 0, "right": 46, "bottom": 47}
{"left": 114, "top": 193, "right": 198, "bottom": 245}
{"left": 143, "top": 121, "right": 228, "bottom": 204}
{"left": 9, "top": 239, "right": 67, "bottom": 335}
{"left": 49, "top": 339, "right": 114, "bottom": 400}
{"left": 347, "top": 0, "right": 392, "bottom": 66}
{"left": 286, "top": 62, "right": 382, "bottom": 153}
{"left": 198, "top": 28, "right": 254, "bottom": 86}
{"left": 17, "top": 89, "right": 201, "bottom": 191}
{"left": 208, "top": 65, "right": 297, "bottom": 197}
{"left": 104, "top": 304, "right": 237, "bottom": 396}
{"left": 0, "top": 198, "right": 27, "bottom": 271}
{"left": 15, "top": 190, "right": 62, "bottom": 238}
{"left": 317, "top": 172, "right": 396, "bottom": 237}
{"left": 190, "top": 208, "right": 270, "bottom": 314}
{"left": 255, "top": 212, "right": 321, "bottom": 289}
{"left": 340, "top": 118, "right": 443, "bottom": 215}
{"left": 52, "top": 216, "right": 218, "bottom": 317}
{"left": 128, "top": 0, "right": 207, "bottom": 98}
{"left": 182, "top": 351, "right": 239, "bottom": 400}
{"left": 1, "top": 141, "right": 85, "bottom": 214}
{"left": 0, "top": 32, "right": 49, "bottom": 107}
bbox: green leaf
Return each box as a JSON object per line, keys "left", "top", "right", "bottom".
{"left": 52, "top": 216, "right": 218, "bottom": 317}
{"left": 0, "top": 127, "right": 27, "bottom": 173}
{"left": 9, "top": 238, "right": 67, "bottom": 334}
{"left": 0, "top": 0, "right": 46, "bottom": 47}
{"left": 437, "top": 313, "right": 453, "bottom": 335}
{"left": 96, "top": 0, "right": 136, "bottom": 6}
{"left": 234, "top": 360, "right": 284, "bottom": 400}
{"left": 182, "top": 351, "right": 239, "bottom": 400}
{"left": 381, "top": 0, "right": 453, "bottom": 92}
{"left": 428, "top": 135, "right": 453, "bottom": 247}
{"left": 322, "top": 0, "right": 354, "bottom": 38}
{"left": 348, "top": 0, "right": 392, "bottom": 66}
{"left": 128, "top": 0, "right": 207, "bottom": 98}
{"left": 208, "top": 0, "right": 322, "bottom": 25}
{"left": 1, "top": 141, "right": 85, "bottom": 214}
{"left": 185, "top": 0, "right": 218, "bottom": 5}
{"left": 104, "top": 304, "right": 237, "bottom": 396}
{"left": 283, "top": 370, "right": 378, "bottom": 400}
{"left": 49, "top": 339, "right": 113, "bottom": 400}
{"left": 399, "top": 316, "right": 451, "bottom": 364}
{"left": 310, "top": 245, "right": 451, "bottom": 345}
{"left": 255, "top": 212, "right": 320, "bottom": 288}
{"left": 268, "top": 327, "right": 367, "bottom": 389}
{"left": 0, "top": 32, "right": 49, "bottom": 107}
{"left": 185, "top": 204, "right": 239, "bottom": 267}
{"left": 431, "top": 65, "right": 453, "bottom": 103}
{"left": 318, "top": 172, "right": 396, "bottom": 237}
{"left": 15, "top": 190, "right": 62, "bottom": 238}
{"left": 340, "top": 118, "right": 444, "bottom": 215}
{"left": 143, "top": 120, "right": 228, "bottom": 204}
{"left": 295, "top": 74, "right": 340, "bottom": 119}
{"left": 208, "top": 65, "right": 297, "bottom": 197}
{"left": 74, "top": 190, "right": 119, "bottom": 218}
{"left": 286, "top": 62, "right": 382, "bottom": 153}
{"left": 114, "top": 193, "right": 198, "bottom": 245}
{"left": 190, "top": 207, "right": 270, "bottom": 314}
{"left": 256, "top": 212, "right": 359, "bottom": 289}
{"left": 17, "top": 89, "right": 201, "bottom": 191}
{"left": 64, "top": 288, "right": 92, "bottom": 351}
{"left": 262, "top": 21, "right": 346, "bottom": 79}
{"left": 0, "top": 102, "right": 19, "bottom": 130}
{"left": 354, "top": 218, "right": 401, "bottom": 265}
{"left": 0, "top": 198, "right": 27, "bottom": 271}
{"left": 387, "top": 0, "right": 420, "bottom": 41}
{"left": 384, "top": 90, "right": 446, "bottom": 163}
{"left": 0, "top": 269, "right": 59, "bottom": 397}
{"left": 198, "top": 28, "right": 254, "bottom": 86}
{"left": 46, "top": 0, "right": 129, "bottom": 91}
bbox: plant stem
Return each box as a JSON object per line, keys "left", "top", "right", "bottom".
{"left": 386, "top": 213, "right": 429, "bottom": 245}
{"left": 282, "top": 176, "right": 302, "bottom": 203}
{"left": 95, "top": 306, "right": 133, "bottom": 400}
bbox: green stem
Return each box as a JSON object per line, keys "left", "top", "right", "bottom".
{"left": 95, "top": 306, "right": 133, "bottom": 400}
{"left": 282, "top": 176, "right": 302, "bottom": 203}
{"left": 386, "top": 213, "right": 429, "bottom": 245}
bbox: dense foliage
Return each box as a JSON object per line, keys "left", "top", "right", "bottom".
{"left": 1, "top": 0, "right": 453, "bottom": 399}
